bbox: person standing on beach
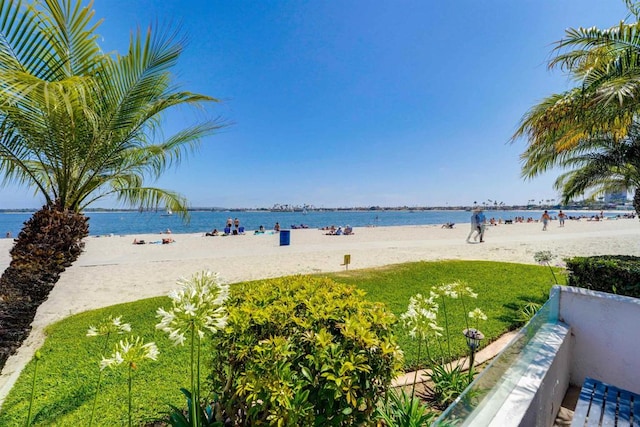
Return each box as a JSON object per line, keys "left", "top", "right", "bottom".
{"left": 478, "top": 209, "right": 487, "bottom": 242}
{"left": 558, "top": 210, "right": 566, "bottom": 227}
{"left": 226, "top": 217, "right": 233, "bottom": 230}
{"left": 466, "top": 209, "right": 481, "bottom": 243}
{"left": 234, "top": 217, "right": 240, "bottom": 230}
{"left": 541, "top": 210, "right": 550, "bottom": 231}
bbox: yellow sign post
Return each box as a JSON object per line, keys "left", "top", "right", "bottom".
{"left": 343, "top": 254, "right": 351, "bottom": 270}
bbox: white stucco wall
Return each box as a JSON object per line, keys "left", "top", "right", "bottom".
{"left": 488, "top": 322, "right": 571, "bottom": 427}
{"left": 555, "top": 286, "right": 640, "bottom": 394}
{"left": 436, "top": 286, "right": 640, "bottom": 427}
{"left": 453, "top": 321, "right": 571, "bottom": 427}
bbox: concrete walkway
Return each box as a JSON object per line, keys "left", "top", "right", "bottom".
{"left": 392, "top": 330, "right": 519, "bottom": 388}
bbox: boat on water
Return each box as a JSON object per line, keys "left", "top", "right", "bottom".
{"left": 160, "top": 209, "right": 173, "bottom": 217}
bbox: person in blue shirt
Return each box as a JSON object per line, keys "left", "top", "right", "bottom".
{"left": 466, "top": 209, "right": 481, "bottom": 243}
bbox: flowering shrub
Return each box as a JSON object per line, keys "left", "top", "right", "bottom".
{"left": 156, "top": 271, "right": 229, "bottom": 427}
{"left": 401, "top": 281, "right": 487, "bottom": 409}
{"left": 209, "top": 275, "right": 403, "bottom": 426}
{"left": 156, "top": 271, "right": 229, "bottom": 345}
{"left": 85, "top": 315, "right": 134, "bottom": 426}
{"left": 99, "top": 331, "right": 159, "bottom": 427}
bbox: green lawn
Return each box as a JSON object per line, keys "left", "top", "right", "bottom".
{"left": 326, "top": 260, "right": 557, "bottom": 370}
{"left": 0, "top": 260, "right": 560, "bottom": 426}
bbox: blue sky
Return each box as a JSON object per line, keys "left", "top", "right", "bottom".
{"left": 0, "top": 1, "right": 632, "bottom": 209}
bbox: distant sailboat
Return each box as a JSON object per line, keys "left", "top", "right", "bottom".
{"left": 161, "top": 208, "right": 173, "bottom": 217}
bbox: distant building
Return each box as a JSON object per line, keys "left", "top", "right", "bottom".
{"left": 604, "top": 189, "right": 627, "bottom": 204}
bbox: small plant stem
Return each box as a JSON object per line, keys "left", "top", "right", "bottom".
{"left": 190, "top": 325, "right": 195, "bottom": 392}
{"left": 26, "top": 356, "right": 39, "bottom": 427}
{"left": 424, "top": 336, "right": 433, "bottom": 364}
{"left": 546, "top": 262, "right": 559, "bottom": 284}
{"left": 436, "top": 334, "right": 446, "bottom": 365}
{"left": 197, "top": 333, "right": 201, "bottom": 398}
{"left": 128, "top": 365, "right": 133, "bottom": 427}
{"left": 441, "top": 296, "right": 452, "bottom": 359}
{"left": 411, "top": 338, "right": 422, "bottom": 400}
{"left": 196, "top": 332, "right": 202, "bottom": 424}
{"left": 89, "top": 334, "right": 111, "bottom": 427}
{"left": 460, "top": 296, "right": 470, "bottom": 331}
{"left": 190, "top": 325, "right": 199, "bottom": 427}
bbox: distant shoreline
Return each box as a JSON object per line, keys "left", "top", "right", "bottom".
{"left": 0, "top": 205, "right": 634, "bottom": 214}
{"left": 0, "top": 208, "right": 634, "bottom": 238}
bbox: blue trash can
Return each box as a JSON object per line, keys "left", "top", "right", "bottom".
{"left": 279, "top": 229, "right": 290, "bottom": 246}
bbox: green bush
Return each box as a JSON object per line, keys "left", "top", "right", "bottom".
{"left": 565, "top": 255, "right": 640, "bottom": 298}
{"left": 209, "top": 275, "right": 404, "bottom": 426}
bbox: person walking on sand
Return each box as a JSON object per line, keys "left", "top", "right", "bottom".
{"left": 541, "top": 210, "right": 551, "bottom": 231}
{"left": 466, "top": 209, "right": 481, "bottom": 243}
{"left": 558, "top": 210, "right": 566, "bottom": 227}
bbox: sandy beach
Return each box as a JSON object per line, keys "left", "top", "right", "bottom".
{"left": 1, "top": 217, "right": 640, "bottom": 403}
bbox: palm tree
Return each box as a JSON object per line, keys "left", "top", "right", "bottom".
{"left": 553, "top": 123, "right": 640, "bottom": 211}
{"left": 0, "top": 0, "right": 223, "bottom": 368}
{"left": 513, "top": 2, "right": 640, "bottom": 215}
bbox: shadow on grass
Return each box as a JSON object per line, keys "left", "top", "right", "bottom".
{"left": 29, "top": 384, "right": 92, "bottom": 425}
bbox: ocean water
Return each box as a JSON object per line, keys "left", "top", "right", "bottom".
{"left": 0, "top": 209, "right": 619, "bottom": 237}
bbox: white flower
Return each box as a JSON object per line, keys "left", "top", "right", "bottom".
{"left": 156, "top": 271, "right": 229, "bottom": 346}
{"left": 100, "top": 337, "right": 159, "bottom": 371}
{"left": 534, "top": 251, "right": 554, "bottom": 264}
{"left": 469, "top": 308, "right": 488, "bottom": 321}
{"left": 436, "top": 281, "right": 478, "bottom": 299}
{"left": 144, "top": 342, "right": 160, "bottom": 361}
{"left": 183, "top": 302, "right": 197, "bottom": 317}
{"left": 100, "top": 351, "right": 124, "bottom": 370}
{"left": 87, "top": 315, "right": 131, "bottom": 337}
{"left": 168, "top": 330, "right": 186, "bottom": 346}
{"left": 437, "top": 283, "right": 458, "bottom": 299}
{"left": 465, "top": 287, "right": 478, "bottom": 299}
{"left": 429, "top": 322, "right": 444, "bottom": 337}
{"left": 401, "top": 293, "right": 440, "bottom": 340}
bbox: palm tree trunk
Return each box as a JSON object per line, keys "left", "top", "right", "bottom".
{"left": 0, "top": 202, "right": 88, "bottom": 370}
{"left": 634, "top": 187, "right": 640, "bottom": 218}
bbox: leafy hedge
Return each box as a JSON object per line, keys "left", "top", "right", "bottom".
{"left": 209, "top": 275, "right": 404, "bottom": 426}
{"left": 565, "top": 255, "right": 640, "bottom": 298}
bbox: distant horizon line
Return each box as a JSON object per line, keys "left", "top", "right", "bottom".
{"left": 0, "top": 202, "right": 631, "bottom": 213}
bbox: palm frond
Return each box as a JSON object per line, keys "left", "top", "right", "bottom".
{"left": 0, "top": 0, "right": 56, "bottom": 76}
{"left": 0, "top": 0, "right": 224, "bottom": 216}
